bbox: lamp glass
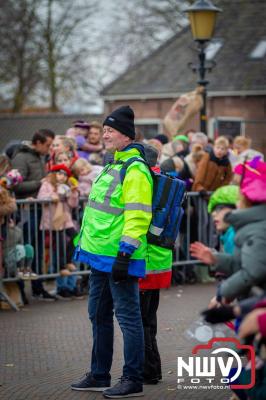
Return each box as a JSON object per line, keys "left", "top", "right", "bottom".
{"left": 188, "top": 11, "right": 217, "bottom": 41}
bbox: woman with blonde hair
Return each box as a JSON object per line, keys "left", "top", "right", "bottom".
{"left": 47, "top": 135, "right": 79, "bottom": 170}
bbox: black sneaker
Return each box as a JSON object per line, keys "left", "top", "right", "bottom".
{"left": 40, "top": 290, "right": 57, "bottom": 301}
{"left": 103, "top": 377, "right": 143, "bottom": 398}
{"left": 32, "top": 291, "right": 42, "bottom": 299}
{"left": 71, "top": 372, "right": 110, "bottom": 392}
{"left": 70, "top": 287, "right": 85, "bottom": 300}
{"left": 57, "top": 288, "right": 73, "bottom": 300}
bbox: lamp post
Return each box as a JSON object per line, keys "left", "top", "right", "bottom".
{"left": 185, "top": 0, "right": 222, "bottom": 135}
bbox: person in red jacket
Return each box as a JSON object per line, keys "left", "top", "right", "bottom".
{"left": 139, "top": 144, "right": 173, "bottom": 385}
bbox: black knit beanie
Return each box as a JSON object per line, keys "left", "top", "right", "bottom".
{"left": 155, "top": 134, "right": 169, "bottom": 145}
{"left": 103, "top": 106, "right": 135, "bottom": 140}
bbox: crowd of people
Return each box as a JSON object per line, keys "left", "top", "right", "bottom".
{"left": 0, "top": 104, "right": 266, "bottom": 398}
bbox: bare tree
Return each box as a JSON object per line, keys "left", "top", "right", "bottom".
{"left": 91, "top": 0, "right": 191, "bottom": 95}
{"left": 0, "top": 0, "right": 99, "bottom": 112}
{"left": 0, "top": 0, "right": 191, "bottom": 113}
{"left": 0, "top": 0, "right": 42, "bottom": 112}
{"left": 101, "top": 0, "right": 189, "bottom": 68}
{"left": 39, "top": 0, "right": 98, "bottom": 111}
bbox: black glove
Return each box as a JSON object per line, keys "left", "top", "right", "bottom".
{"left": 201, "top": 305, "right": 235, "bottom": 324}
{"left": 112, "top": 252, "right": 131, "bottom": 283}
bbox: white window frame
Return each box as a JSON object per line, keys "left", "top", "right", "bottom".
{"left": 135, "top": 118, "right": 162, "bottom": 136}
{"left": 209, "top": 116, "right": 245, "bottom": 139}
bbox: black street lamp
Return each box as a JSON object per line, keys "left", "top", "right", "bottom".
{"left": 185, "top": 0, "right": 222, "bottom": 135}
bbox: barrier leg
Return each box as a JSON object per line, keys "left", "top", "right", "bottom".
{"left": 0, "top": 279, "right": 20, "bottom": 311}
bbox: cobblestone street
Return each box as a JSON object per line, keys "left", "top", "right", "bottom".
{"left": 0, "top": 283, "right": 231, "bottom": 400}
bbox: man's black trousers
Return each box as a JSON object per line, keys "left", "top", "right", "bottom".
{"left": 140, "top": 289, "right": 162, "bottom": 381}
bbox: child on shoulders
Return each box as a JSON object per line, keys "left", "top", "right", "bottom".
{"left": 72, "top": 158, "right": 103, "bottom": 197}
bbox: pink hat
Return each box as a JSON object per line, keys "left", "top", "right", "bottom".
{"left": 234, "top": 156, "right": 266, "bottom": 202}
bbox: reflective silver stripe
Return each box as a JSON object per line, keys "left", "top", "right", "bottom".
{"left": 88, "top": 200, "right": 124, "bottom": 216}
{"left": 120, "top": 235, "right": 141, "bottom": 248}
{"left": 125, "top": 203, "right": 152, "bottom": 212}
{"left": 145, "top": 268, "right": 172, "bottom": 275}
{"left": 104, "top": 169, "right": 121, "bottom": 201}
{"left": 107, "top": 169, "right": 120, "bottom": 179}
{"left": 149, "top": 224, "right": 163, "bottom": 236}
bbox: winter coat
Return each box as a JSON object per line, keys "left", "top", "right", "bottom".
{"left": 75, "top": 147, "right": 153, "bottom": 278}
{"left": 213, "top": 204, "right": 266, "bottom": 300}
{"left": 220, "top": 226, "right": 235, "bottom": 255}
{"left": 78, "top": 166, "right": 103, "bottom": 197}
{"left": 231, "top": 148, "right": 264, "bottom": 167}
{"left": 192, "top": 151, "right": 232, "bottom": 192}
{"left": 37, "top": 180, "right": 79, "bottom": 230}
{"left": 11, "top": 144, "right": 46, "bottom": 198}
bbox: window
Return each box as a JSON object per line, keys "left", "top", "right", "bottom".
{"left": 205, "top": 39, "right": 223, "bottom": 60}
{"left": 250, "top": 40, "right": 266, "bottom": 59}
{"left": 214, "top": 118, "right": 244, "bottom": 138}
{"left": 135, "top": 119, "right": 161, "bottom": 139}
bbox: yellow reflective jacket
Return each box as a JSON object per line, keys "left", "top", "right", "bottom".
{"left": 75, "top": 147, "right": 153, "bottom": 277}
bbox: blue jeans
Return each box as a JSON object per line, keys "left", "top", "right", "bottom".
{"left": 56, "top": 275, "right": 78, "bottom": 292}
{"left": 89, "top": 268, "right": 144, "bottom": 383}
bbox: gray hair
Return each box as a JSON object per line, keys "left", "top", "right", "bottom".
{"left": 191, "top": 132, "right": 208, "bottom": 146}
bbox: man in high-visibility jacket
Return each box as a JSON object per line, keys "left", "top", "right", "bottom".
{"left": 71, "top": 106, "right": 153, "bottom": 398}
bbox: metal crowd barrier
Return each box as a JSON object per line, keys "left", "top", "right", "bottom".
{"left": 173, "top": 192, "right": 215, "bottom": 263}
{"left": 1, "top": 192, "right": 215, "bottom": 284}
{"left": 1, "top": 197, "right": 88, "bottom": 283}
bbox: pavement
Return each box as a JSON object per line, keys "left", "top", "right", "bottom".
{"left": 0, "top": 282, "right": 232, "bottom": 400}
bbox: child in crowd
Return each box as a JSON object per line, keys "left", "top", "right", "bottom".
{"left": 54, "top": 151, "right": 79, "bottom": 189}
{"left": 65, "top": 127, "right": 77, "bottom": 138}
{"left": 47, "top": 135, "right": 78, "bottom": 170}
{"left": 0, "top": 164, "right": 35, "bottom": 304}
{"left": 73, "top": 120, "right": 90, "bottom": 160}
{"left": 232, "top": 136, "right": 264, "bottom": 167}
{"left": 37, "top": 164, "right": 82, "bottom": 299}
{"left": 73, "top": 121, "right": 92, "bottom": 160}
{"left": 160, "top": 144, "right": 205, "bottom": 190}
{"left": 55, "top": 151, "right": 72, "bottom": 168}
{"left": 192, "top": 136, "right": 232, "bottom": 192}
{"left": 2, "top": 218, "right": 35, "bottom": 280}
{"left": 191, "top": 136, "right": 232, "bottom": 248}
{"left": 72, "top": 158, "right": 103, "bottom": 197}
{"left": 208, "top": 185, "right": 239, "bottom": 256}
{"left": 206, "top": 185, "right": 239, "bottom": 285}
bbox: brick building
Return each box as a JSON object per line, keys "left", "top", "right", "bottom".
{"left": 101, "top": 0, "right": 266, "bottom": 154}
